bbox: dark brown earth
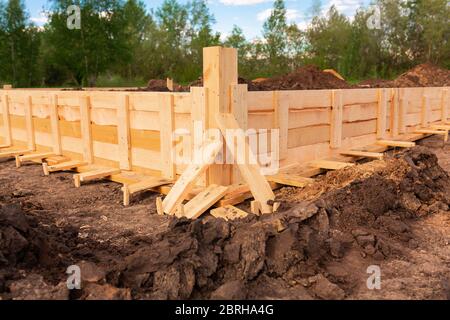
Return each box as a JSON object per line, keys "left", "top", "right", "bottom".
{"left": 248, "top": 65, "right": 352, "bottom": 91}
{"left": 358, "top": 63, "right": 450, "bottom": 88}
{"left": 0, "top": 136, "right": 449, "bottom": 300}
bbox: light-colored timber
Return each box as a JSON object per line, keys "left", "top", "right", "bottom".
{"left": 310, "top": 160, "right": 355, "bottom": 170}
{"left": 340, "top": 150, "right": 384, "bottom": 160}
{"left": 376, "top": 140, "right": 416, "bottom": 148}
{"left": 16, "top": 152, "right": 56, "bottom": 168}
{"left": 211, "top": 205, "right": 249, "bottom": 221}
{"left": 0, "top": 46, "right": 448, "bottom": 212}
{"left": 74, "top": 168, "right": 121, "bottom": 188}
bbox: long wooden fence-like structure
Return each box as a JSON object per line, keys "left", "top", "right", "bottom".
{"left": 1, "top": 46, "right": 449, "bottom": 218}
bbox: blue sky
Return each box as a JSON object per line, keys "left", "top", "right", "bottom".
{"left": 25, "top": 0, "right": 372, "bottom": 39}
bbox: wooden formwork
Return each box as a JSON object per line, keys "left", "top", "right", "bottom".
{"left": 1, "top": 46, "right": 449, "bottom": 219}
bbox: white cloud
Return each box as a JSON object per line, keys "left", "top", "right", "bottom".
{"left": 30, "top": 11, "right": 49, "bottom": 25}
{"left": 324, "top": 0, "right": 364, "bottom": 17}
{"left": 220, "top": 0, "right": 271, "bottom": 6}
{"left": 257, "top": 8, "right": 300, "bottom": 22}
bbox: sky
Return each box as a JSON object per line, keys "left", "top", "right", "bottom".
{"left": 25, "top": 0, "right": 372, "bottom": 39}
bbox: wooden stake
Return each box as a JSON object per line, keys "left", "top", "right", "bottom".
{"left": 377, "top": 88, "right": 387, "bottom": 139}
{"left": 118, "top": 94, "right": 132, "bottom": 170}
{"left": 441, "top": 89, "right": 448, "bottom": 123}
{"left": 50, "top": 94, "right": 62, "bottom": 155}
{"left": 80, "top": 96, "right": 93, "bottom": 163}
{"left": 330, "top": 90, "right": 343, "bottom": 148}
{"left": 24, "top": 96, "right": 35, "bottom": 151}
{"left": 1, "top": 93, "right": 12, "bottom": 146}
{"left": 390, "top": 88, "right": 399, "bottom": 137}
{"left": 159, "top": 93, "right": 175, "bottom": 179}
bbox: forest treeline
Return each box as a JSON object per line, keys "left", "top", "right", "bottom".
{"left": 0, "top": 0, "right": 448, "bottom": 87}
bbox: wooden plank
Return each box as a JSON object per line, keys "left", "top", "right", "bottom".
{"left": 267, "top": 173, "right": 314, "bottom": 188}
{"left": 273, "top": 91, "right": 288, "bottom": 159}
{"left": 203, "top": 46, "right": 237, "bottom": 186}
{"left": 191, "top": 87, "right": 208, "bottom": 186}
{"left": 431, "top": 124, "right": 450, "bottom": 131}
{"left": 210, "top": 205, "right": 249, "bottom": 221}
{"left": 376, "top": 140, "right": 415, "bottom": 148}
{"left": 79, "top": 96, "right": 93, "bottom": 163}
{"left": 340, "top": 150, "right": 384, "bottom": 160}
{"left": 24, "top": 96, "right": 36, "bottom": 151}
{"left": 183, "top": 184, "right": 229, "bottom": 220}
{"left": 118, "top": 94, "right": 131, "bottom": 170}
{"left": 50, "top": 94, "right": 62, "bottom": 155}
{"left": 122, "top": 177, "right": 171, "bottom": 206}
{"left": 330, "top": 90, "right": 343, "bottom": 148}
{"left": 159, "top": 93, "right": 175, "bottom": 179}
{"left": 231, "top": 84, "right": 249, "bottom": 184}
{"left": 421, "top": 96, "right": 430, "bottom": 128}
{"left": 2, "top": 93, "right": 12, "bottom": 146}
{"left": 16, "top": 152, "right": 56, "bottom": 168}
{"left": 162, "top": 140, "right": 223, "bottom": 215}
{"left": 390, "top": 89, "right": 399, "bottom": 137}
{"left": 442, "top": 89, "right": 448, "bottom": 122}
{"left": 74, "top": 168, "right": 121, "bottom": 188}
{"left": 414, "top": 129, "right": 448, "bottom": 142}
{"left": 43, "top": 160, "right": 88, "bottom": 176}
{"left": 377, "top": 89, "right": 387, "bottom": 139}
{"left": 216, "top": 113, "right": 276, "bottom": 214}
{"left": 310, "top": 160, "right": 355, "bottom": 170}
{"left": 0, "top": 149, "right": 33, "bottom": 159}
{"left": 399, "top": 93, "right": 407, "bottom": 134}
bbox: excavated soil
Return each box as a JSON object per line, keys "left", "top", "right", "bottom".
{"left": 0, "top": 136, "right": 449, "bottom": 300}
{"left": 359, "top": 63, "right": 450, "bottom": 88}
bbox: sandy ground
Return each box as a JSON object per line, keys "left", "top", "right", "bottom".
{"left": 0, "top": 135, "right": 449, "bottom": 300}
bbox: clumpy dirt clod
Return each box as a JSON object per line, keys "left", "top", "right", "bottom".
{"left": 1, "top": 144, "right": 449, "bottom": 300}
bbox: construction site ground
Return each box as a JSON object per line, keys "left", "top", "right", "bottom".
{"left": 1, "top": 134, "right": 449, "bottom": 300}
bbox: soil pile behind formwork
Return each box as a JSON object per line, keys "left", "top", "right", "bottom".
{"left": 359, "top": 63, "right": 450, "bottom": 88}
{"left": 251, "top": 65, "right": 353, "bottom": 91}
{"left": 106, "top": 147, "right": 450, "bottom": 300}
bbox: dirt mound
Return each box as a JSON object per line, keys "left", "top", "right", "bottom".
{"left": 1, "top": 147, "right": 449, "bottom": 300}
{"left": 103, "top": 147, "right": 449, "bottom": 300}
{"left": 251, "top": 65, "right": 353, "bottom": 91}
{"left": 394, "top": 63, "right": 450, "bottom": 87}
{"left": 358, "top": 63, "right": 450, "bottom": 88}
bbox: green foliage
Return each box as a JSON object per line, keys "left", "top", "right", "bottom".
{"left": 0, "top": 0, "right": 448, "bottom": 87}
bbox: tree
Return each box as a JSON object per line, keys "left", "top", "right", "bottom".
{"left": 306, "top": 6, "right": 353, "bottom": 75}
{"left": 262, "top": 0, "right": 289, "bottom": 75}
{"left": 0, "top": 0, "right": 39, "bottom": 86}
{"left": 43, "top": 0, "right": 130, "bottom": 86}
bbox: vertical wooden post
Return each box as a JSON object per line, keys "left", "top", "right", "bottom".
{"left": 1, "top": 93, "right": 12, "bottom": 146}
{"left": 441, "top": 88, "right": 448, "bottom": 123}
{"left": 24, "top": 96, "right": 36, "bottom": 151}
{"left": 273, "top": 91, "right": 288, "bottom": 159}
{"left": 377, "top": 88, "right": 387, "bottom": 139}
{"left": 159, "top": 93, "right": 176, "bottom": 180}
{"left": 191, "top": 87, "right": 208, "bottom": 186}
{"left": 203, "top": 46, "right": 238, "bottom": 186}
{"left": 398, "top": 89, "right": 407, "bottom": 134}
{"left": 80, "top": 96, "right": 94, "bottom": 163}
{"left": 421, "top": 95, "right": 430, "bottom": 128}
{"left": 330, "top": 90, "right": 343, "bottom": 148}
{"left": 118, "top": 94, "right": 131, "bottom": 170}
{"left": 50, "top": 94, "right": 62, "bottom": 155}
{"left": 390, "top": 88, "right": 399, "bottom": 137}
{"left": 231, "top": 84, "right": 249, "bottom": 184}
